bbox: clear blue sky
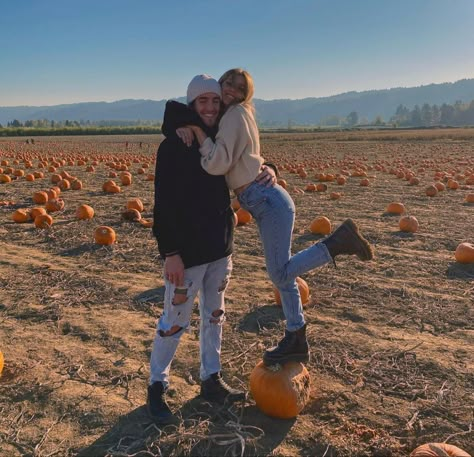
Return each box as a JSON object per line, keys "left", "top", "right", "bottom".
{"left": 1, "top": 0, "right": 473, "bottom": 107}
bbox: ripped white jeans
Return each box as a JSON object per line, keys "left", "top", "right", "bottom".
{"left": 149, "top": 255, "right": 232, "bottom": 388}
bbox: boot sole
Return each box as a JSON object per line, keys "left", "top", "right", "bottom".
{"left": 343, "top": 219, "right": 374, "bottom": 261}
{"left": 263, "top": 353, "right": 310, "bottom": 366}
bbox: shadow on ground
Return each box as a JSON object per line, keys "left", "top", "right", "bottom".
{"left": 77, "top": 397, "right": 295, "bottom": 457}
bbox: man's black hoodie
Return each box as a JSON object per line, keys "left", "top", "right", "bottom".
{"left": 153, "top": 101, "right": 233, "bottom": 269}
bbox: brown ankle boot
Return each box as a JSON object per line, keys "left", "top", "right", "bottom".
{"left": 322, "top": 219, "right": 374, "bottom": 262}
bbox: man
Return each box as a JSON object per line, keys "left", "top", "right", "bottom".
{"left": 148, "top": 75, "right": 244, "bottom": 423}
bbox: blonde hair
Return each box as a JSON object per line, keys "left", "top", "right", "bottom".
{"left": 219, "top": 68, "right": 255, "bottom": 114}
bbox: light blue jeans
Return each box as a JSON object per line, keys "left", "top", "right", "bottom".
{"left": 238, "top": 181, "right": 332, "bottom": 331}
{"left": 149, "top": 255, "right": 232, "bottom": 388}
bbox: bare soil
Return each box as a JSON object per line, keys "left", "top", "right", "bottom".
{"left": 0, "top": 130, "right": 473, "bottom": 456}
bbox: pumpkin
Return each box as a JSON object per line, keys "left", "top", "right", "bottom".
{"left": 425, "top": 185, "right": 438, "bottom": 197}
{"left": 454, "top": 242, "right": 474, "bottom": 264}
{"left": 336, "top": 176, "right": 346, "bottom": 185}
{"left": 70, "top": 179, "right": 83, "bottom": 190}
{"left": 122, "top": 208, "right": 142, "bottom": 221}
{"left": 465, "top": 193, "right": 474, "bottom": 203}
{"left": 57, "top": 178, "right": 71, "bottom": 190}
{"left": 33, "top": 191, "right": 49, "bottom": 204}
{"left": 76, "top": 204, "right": 95, "bottom": 220}
{"left": 120, "top": 173, "right": 132, "bottom": 186}
{"left": 305, "top": 183, "right": 317, "bottom": 192}
{"left": 25, "top": 173, "right": 35, "bottom": 181}
{"left": 34, "top": 214, "right": 53, "bottom": 229}
{"left": 277, "top": 178, "right": 287, "bottom": 189}
{"left": 0, "top": 174, "right": 12, "bottom": 183}
{"left": 330, "top": 192, "right": 341, "bottom": 200}
{"left": 236, "top": 208, "right": 252, "bottom": 225}
{"left": 45, "top": 198, "right": 65, "bottom": 213}
{"left": 409, "top": 442, "right": 470, "bottom": 457}
{"left": 309, "top": 216, "right": 331, "bottom": 235}
{"left": 273, "top": 277, "right": 310, "bottom": 306}
{"left": 139, "top": 218, "right": 153, "bottom": 228}
{"left": 360, "top": 178, "right": 370, "bottom": 186}
{"left": 126, "top": 198, "right": 144, "bottom": 212}
{"left": 316, "top": 183, "right": 327, "bottom": 192}
{"left": 30, "top": 207, "right": 47, "bottom": 220}
{"left": 95, "top": 226, "right": 116, "bottom": 245}
{"left": 12, "top": 209, "right": 31, "bottom": 223}
{"left": 399, "top": 215, "right": 419, "bottom": 233}
{"left": 249, "top": 360, "right": 311, "bottom": 419}
{"left": 386, "top": 202, "right": 406, "bottom": 214}
{"left": 434, "top": 182, "right": 446, "bottom": 191}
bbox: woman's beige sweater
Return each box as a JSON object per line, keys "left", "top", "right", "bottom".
{"left": 199, "top": 103, "right": 264, "bottom": 190}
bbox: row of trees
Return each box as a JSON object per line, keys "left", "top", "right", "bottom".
{"left": 323, "top": 99, "right": 474, "bottom": 128}
{"left": 2, "top": 119, "right": 161, "bottom": 129}
{"left": 390, "top": 100, "right": 474, "bottom": 127}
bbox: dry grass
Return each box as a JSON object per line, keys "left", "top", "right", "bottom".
{"left": 0, "top": 131, "right": 473, "bottom": 457}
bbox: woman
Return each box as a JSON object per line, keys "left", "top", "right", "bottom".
{"left": 181, "top": 69, "right": 374, "bottom": 367}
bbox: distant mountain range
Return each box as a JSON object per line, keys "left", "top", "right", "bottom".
{"left": 1, "top": 79, "right": 473, "bottom": 127}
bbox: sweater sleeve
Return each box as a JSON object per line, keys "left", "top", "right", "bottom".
{"left": 199, "top": 105, "right": 253, "bottom": 175}
{"left": 152, "top": 141, "right": 187, "bottom": 256}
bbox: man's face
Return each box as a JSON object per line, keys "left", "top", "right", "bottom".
{"left": 193, "top": 93, "right": 221, "bottom": 127}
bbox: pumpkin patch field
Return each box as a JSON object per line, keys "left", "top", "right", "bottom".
{"left": 0, "top": 129, "right": 473, "bottom": 457}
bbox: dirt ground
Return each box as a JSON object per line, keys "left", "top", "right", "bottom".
{"left": 0, "top": 130, "right": 473, "bottom": 457}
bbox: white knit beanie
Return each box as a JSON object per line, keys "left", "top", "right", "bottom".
{"left": 186, "top": 74, "right": 221, "bottom": 104}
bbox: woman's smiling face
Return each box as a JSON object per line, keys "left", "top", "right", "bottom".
{"left": 221, "top": 75, "right": 246, "bottom": 106}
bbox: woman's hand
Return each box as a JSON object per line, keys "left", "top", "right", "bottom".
{"left": 256, "top": 164, "right": 277, "bottom": 187}
{"left": 189, "top": 125, "right": 207, "bottom": 146}
{"left": 176, "top": 127, "right": 194, "bottom": 147}
{"left": 164, "top": 254, "right": 184, "bottom": 286}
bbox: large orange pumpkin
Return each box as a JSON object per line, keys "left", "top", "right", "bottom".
{"left": 94, "top": 226, "right": 116, "bottom": 245}
{"left": 409, "top": 442, "right": 470, "bottom": 457}
{"left": 273, "top": 277, "right": 310, "bottom": 306}
{"left": 309, "top": 216, "right": 331, "bottom": 235}
{"left": 399, "top": 215, "right": 419, "bottom": 233}
{"left": 454, "top": 242, "right": 474, "bottom": 264}
{"left": 249, "top": 361, "right": 311, "bottom": 419}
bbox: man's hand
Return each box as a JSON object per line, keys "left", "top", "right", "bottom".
{"left": 256, "top": 164, "right": 277, "bottom": 187}
{"left": 164, "top": 254, "right": 184, "bottom": 286}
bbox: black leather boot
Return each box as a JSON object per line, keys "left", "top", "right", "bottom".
{"left": 263, "top": 324, "right": 309, "bottom": 366}
{"left": 200, "top": 372, "right": 246, "bottom": 403}
{"left": 322, "top": 218, "right": 373, "bottom": 264}
{"left": 147, "top": 381, "right": 177, "bottom": 424}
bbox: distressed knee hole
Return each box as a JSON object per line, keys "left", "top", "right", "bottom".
{"left": 217, "top": 277, "right": 230, "bottom": 293}
{"left": 172, "top": 288, "right": 188, "bottom": 305}
{"left": 210, "top": 309, "right": 224, "bottom": 324}
{"left": 159, "top": 325, "right": 182, "bottom": 337}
